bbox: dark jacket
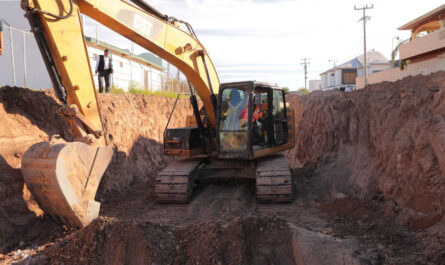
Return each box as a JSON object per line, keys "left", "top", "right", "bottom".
{"left": 97, "top": 55, "right": 113, "bottom": 73}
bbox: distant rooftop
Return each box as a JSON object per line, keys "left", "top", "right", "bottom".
{"left": 399, "top": 4, "right": 445, "bottom": 31}
{"left": 320, "top": 51, "right": 389, "bottom": 75}
{"left": 85, "top": 36, "right": 163, "bottom": 70}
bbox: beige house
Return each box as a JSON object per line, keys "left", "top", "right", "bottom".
{"left": 357, "top": 5, "right": 445, "bottom": 89}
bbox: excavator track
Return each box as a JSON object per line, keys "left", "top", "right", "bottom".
{"left": 155, "top": 158, "right": 204, "bottom": 203}
{"left": 256, "top": 155, "right": 293, "bottom": 202}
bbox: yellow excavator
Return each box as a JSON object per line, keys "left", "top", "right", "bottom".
{"left": 1, "top": 0, "right": 295, "bottom": 227}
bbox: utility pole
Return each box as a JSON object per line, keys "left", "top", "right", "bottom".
{"left": 354, "top": 4, "right": 373, "bottom": 87}
{"left": 301, "top": 58, "right": 310, "bottom": 90}
{"left": 328, "top": 59, "right": 338, "bottom": 68}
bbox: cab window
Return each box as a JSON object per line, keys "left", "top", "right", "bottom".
{"left": 272, "top": 89, "right": 288, "bottom": 144}
{"left": 219, "top": 88, "right": 249, "bottom": 152}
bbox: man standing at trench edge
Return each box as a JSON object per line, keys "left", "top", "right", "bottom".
{"left": 95, "top": 49, "right": 113, "bottom": 93}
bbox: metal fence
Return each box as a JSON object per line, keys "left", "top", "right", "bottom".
{"left": 1, "top": 19, "right": 34, "bottom": 87}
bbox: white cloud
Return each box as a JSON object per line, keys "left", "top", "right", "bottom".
{"left": 92, "top": 0, "right": 443, "bottom": 90}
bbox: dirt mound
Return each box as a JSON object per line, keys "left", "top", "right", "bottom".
{"left": 18, "top": 216, "right": 294, "bottom": 265}
{"left": 0, "top": 87, "right": 192, "bottom": 252}
{"left": 286, "top": 71, "right": 445, "bottom": 229}
{"left": 98, "top": 93, "right": 192, "bottom": 192}
{"left": 0, "top": 87, "right": 69, "bottom": 252}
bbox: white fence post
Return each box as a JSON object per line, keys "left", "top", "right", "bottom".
{"left": 8, "top": 26, "right": 16, "bottom": 86}
{"left": 23, "top": 32, "right": 27, "bottom": 87}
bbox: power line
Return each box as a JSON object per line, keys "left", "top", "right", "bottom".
{"left": 300, "top": 58, "right": 310, "bottom": 90}
{"left": 328, "top": 59, "right": 338, "bottom": 68}
{"left": 354, "top": 4, "right": 373, "bottom": 88}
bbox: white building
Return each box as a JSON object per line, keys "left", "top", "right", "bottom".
{"left": 320, "top": 51, "right": 391, "bottom": 91}
{"left": 86, "top": 37, "right": 164, "bottom": 91}
{"left": 0, "top": 2, "right": 165, "bottom": 91}
{"left": 308, "top": 80, "right": 321, "bottom": 92}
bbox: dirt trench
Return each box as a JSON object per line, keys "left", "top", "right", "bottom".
{"left": 1, "top": 72, "right": 445, "bottom": 265}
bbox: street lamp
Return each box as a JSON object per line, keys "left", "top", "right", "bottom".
{"left": 391, "top": 36, "right": 400, "bottom": 67}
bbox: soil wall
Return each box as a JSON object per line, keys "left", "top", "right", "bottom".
{"left": 286, "top": 72, "right": 445, "bottom": 228}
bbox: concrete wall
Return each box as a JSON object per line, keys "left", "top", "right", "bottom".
{"left": 356, "top": 54, "right": 445, "bottom": 89}
{"left": 400, "top": 28, "right": 445, "bottom": 60}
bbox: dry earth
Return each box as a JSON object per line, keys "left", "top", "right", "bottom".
{"left": 1, "top": 72, "right": 445, "bottom": 264}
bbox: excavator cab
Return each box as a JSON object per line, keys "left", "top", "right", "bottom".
{"left": 217, "top": 81, "right": 292, "bottom": 160}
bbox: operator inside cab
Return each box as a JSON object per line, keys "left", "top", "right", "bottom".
{"left": 252, "top": 94, "right": 267, "bottom": 146}
{"left": 219, "top": 89, "right": 249, "bottom": 151}
{"left": 221, "top": 89, "right": 247, "bottom": 131}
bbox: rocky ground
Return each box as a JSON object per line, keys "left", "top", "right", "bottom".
{"left": 1, "top": 72, "right": 445, "bottom": 264}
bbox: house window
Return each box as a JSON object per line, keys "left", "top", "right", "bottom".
{"left": 342, "top": 69, "right": 357, "bottom": 84}
{"left": 93, "top": 54, "right": 98, "bottom": 61}
{"left": 120, "top": 61, "right": 124, "bottom": 68}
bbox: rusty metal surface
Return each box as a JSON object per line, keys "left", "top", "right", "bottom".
{"left": 21, "top": 138, "right": 113, "bottom": 227}
{"left": 199, "top": 158, "right": 256, "bottom": 180}
{"left": 256, "top": 154, "right": 293, "bottom": 202}
{"left": 155, "top": 158, "right": 204, "bottom": 203}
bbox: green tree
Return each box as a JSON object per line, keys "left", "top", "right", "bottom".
{"left": 298, "top": 87, "right": 309, "bottom": 95}
{"left": 282, "top": 87, "right": 290, "bottom": 93}
{"left": 391, "top": 38, "right": 408, "bottom": 69}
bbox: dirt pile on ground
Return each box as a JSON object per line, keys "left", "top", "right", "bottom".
{"left": 0, "top": 87, "right": 70, "bottom": 252}
{"left": 17, "top": 216, "right": 295, "bottom": 265}
{"left": 0, "top": 87, "right": 191, "bottom": 252}
{"left": 286, "top": 71, "right": 445, "bottom": 229}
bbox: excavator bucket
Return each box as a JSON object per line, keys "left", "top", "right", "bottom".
{"left": 21, "top": 138, "right": 113, "bottom": 227}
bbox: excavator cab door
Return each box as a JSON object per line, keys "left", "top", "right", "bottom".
{"left": 251, "top": 85, "right": 289, "bottom": 149}
{"left": 271, "top": 89, "right": 289, "bottom": 145}
{"left": 217, "top": 82, "right": 254, "bottom": 159}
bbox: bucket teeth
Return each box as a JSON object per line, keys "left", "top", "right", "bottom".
{"left": 21, "top": 140, "right": 113, "bottom": 227}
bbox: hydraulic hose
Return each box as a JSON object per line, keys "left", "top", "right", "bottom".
{"left": 21, "top": 0, "right": 73, "bottom": 20}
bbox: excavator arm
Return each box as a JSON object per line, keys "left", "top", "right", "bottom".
{"left": 23, "top": 0, "right": 220, "bottom": 129}
{"left": 18, "top": 0, "right": 220, "bottom": 227}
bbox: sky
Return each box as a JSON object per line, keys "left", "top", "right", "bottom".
{"left": 1, "top": 0, "right": 443, "bottom": 90}
{"left": 141, "top": 0, "right": 441, "bottom": 90}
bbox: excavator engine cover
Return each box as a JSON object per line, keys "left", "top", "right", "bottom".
{"left": 21, "top": 138, "right": 113, "bottom": 227}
